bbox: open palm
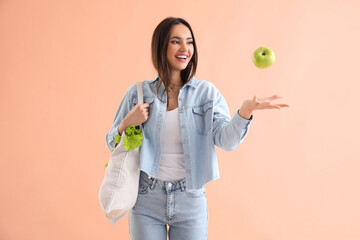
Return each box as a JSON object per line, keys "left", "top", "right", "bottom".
{"left": 243, "top": 95, "right": 289, "bottom": 111}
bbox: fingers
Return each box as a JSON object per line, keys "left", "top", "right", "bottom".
{"left": 266, "top": 95, "right": 282, "bottom": 101}
{"left": 257, "top": 95, "right": 287, "bottom": 106}
{"left": 142, "top": 103, "right": 150, "bottom": 117}
{"left": 250, "top": 94, "right": 289, "bottom": 111}
{"left": 254, "top": 95, "right": 283, "bottom": 102}
{"left": 138, "top": 103, "right": 150, "bottom": 110}
{"left": 268, "top": 105, "right": 281, "bottom": 109}
{"left": 257, "top": 102, "right": 289, "bottom": 110}
{"left": 278, "top": 104, "right": 290, "bottom": 107}
{"left": 270, "top": 104, "right": 289, "bottom": 110}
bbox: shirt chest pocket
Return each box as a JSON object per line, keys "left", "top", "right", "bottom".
{"left": 130, "top": 96, "right": 155, "bottom": 108}
{"left": 192, "top": 101, "right": 213, "bottom": 136}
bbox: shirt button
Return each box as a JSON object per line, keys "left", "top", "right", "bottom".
{"left": 186, "top": 169, "right": 191, "bottom": 173}
{"left": 185, "top": 155, "right": 190, "bottom": 159}
{"left": 183, "top": 140, "right": 188, "bottom": 144}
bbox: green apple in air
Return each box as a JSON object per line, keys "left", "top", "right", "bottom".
{"left": 252, "top": 46, "right": 275, "bottom": 68}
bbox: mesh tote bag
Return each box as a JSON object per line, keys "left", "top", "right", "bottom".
{"left": 99, "top": 81, "right": 144, "bottom": 225}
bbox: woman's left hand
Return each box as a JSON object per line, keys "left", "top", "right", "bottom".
{"left": 238, "top": 95, "right": 290, "bottom": 119}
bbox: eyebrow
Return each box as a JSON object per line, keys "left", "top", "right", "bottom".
{"left": 170, "top": 36, "right": 193, "bottom": 40}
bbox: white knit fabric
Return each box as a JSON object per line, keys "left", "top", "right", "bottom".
{"left": 157, "top": 107, "right": 186, "bottom": 181}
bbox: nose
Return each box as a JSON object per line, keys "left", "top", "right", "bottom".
{"left": 179, "top": 41, "right": 188, "bottom": 51}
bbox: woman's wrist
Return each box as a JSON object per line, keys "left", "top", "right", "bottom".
{"left": 238, "top": 107, "right": 253, "bottom": 120}
{"left": 118, "top": 120, "right": 129, "bottom": 135}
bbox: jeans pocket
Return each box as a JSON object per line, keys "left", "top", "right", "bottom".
{"left": 185, "top": 186, "right": 206, "bottom": 198}
{"left": 138, "top": 179, "right": 149, "bottom": 194}
{"left": 192, "top": 102, "right": 213, "bottom": 136}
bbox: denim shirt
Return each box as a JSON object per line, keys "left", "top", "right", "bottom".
{"left": 106, "top": 75, "right": 253, "bottom": 190}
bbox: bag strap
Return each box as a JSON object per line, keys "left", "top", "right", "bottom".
{"left": 118, "top": 82, "right": 144, "bottom": 142}
{"left": 136, "top": 81, "right": 144, "bottom": 130}
{"left": 136, "top": 81, "right": 144, "bottom": 104}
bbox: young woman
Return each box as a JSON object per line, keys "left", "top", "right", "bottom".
{"left": 106, "top": 17, "right": 289, "bottom": 240}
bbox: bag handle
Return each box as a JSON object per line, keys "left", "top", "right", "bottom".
{"left": 118, "top": 81, "right": 144, "bottom": 140}
{"left": 136, "top": 81, "right": 144, "bottom": 104}
{"left": 136, "top": 81, "right": 144, "bottom": 130}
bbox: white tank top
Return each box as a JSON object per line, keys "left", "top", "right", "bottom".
{"left": 157, "top": 107, "right": 186, "bottom": 181}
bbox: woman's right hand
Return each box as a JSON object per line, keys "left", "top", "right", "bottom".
{"left": 118, "top": 103, "right": 150, "bottom": 133}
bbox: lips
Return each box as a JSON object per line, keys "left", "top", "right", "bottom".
{"left": 175, "top": 55, "right": 188, "bottom": 63}
{"left": 176, "top": 57, "right": 187, "bottom": 62}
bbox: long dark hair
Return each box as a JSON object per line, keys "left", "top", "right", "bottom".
{"left": 151, "top": 17, "right": 198, "bottom": 101}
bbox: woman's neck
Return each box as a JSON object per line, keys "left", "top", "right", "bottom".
{"left": 169, "top": 71, "right": 182, "bottom": 85}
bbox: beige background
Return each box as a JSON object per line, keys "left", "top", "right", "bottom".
{"left": 1, "top": 0, "right": 359, "bottom": 239}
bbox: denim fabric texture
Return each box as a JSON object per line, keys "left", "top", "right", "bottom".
{"left": 129, "top": 171, "right": 208, "bottom": 240}
{"left": 106, "top": 75, "right": 253, "bottom": 190}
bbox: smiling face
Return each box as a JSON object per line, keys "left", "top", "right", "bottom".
{"left": 166, "top": 23, "right": 194, "bottom": 73}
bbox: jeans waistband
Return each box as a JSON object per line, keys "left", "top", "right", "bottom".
{"left": 140, "top": 170, "right": 186, "bottom": 191}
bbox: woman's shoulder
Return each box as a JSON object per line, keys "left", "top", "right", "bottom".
{"left": 192, "top": 77, "right": 220, "bottom": 94}
{"left": 127, "top": 79, "right": 157, "bottom": 99}
{"left": 126, "top": 80, "right": 152, "bottom": 94}
{"left": 191, "top": 76, "right": 217, "bottom": 89}
{"left": 123, "top": 83, "right": 138, "bottom": 97}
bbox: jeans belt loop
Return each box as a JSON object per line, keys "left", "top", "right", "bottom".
{"left": 150, "top": 178, "right": 157, "bottom": 190}
{"left": 179, "top": 180, "right": 185, "bottom": 192}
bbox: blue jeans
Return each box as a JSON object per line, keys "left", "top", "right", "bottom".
{"left": 129, "top": 171, "right": 208, "bottom": 240}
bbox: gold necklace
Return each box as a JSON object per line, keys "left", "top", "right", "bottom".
{"left": 168, "top": 85, "right": 179, "bottom": 92}
{"left": 168, "top": 87, "right": 180, "bottom": 99}
{"left": 167, "top": 81, "right": 183, "bottom": 99}
{"left": 169, "top": 81, "right": 183, "bottom": 87}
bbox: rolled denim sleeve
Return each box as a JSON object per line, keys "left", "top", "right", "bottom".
{"left": 106, "top": 85, "right": 135, "bottom": 152}
{"left": 212, "top": 88, "right": 253, "bottom": 152}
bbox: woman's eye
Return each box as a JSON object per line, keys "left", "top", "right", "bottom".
{"left": 171, "top": 41, "right": 193, "bottom": 44}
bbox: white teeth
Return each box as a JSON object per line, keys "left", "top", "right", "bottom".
{"left": 176, "top": 56, "right": 187, "bottom": 59}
